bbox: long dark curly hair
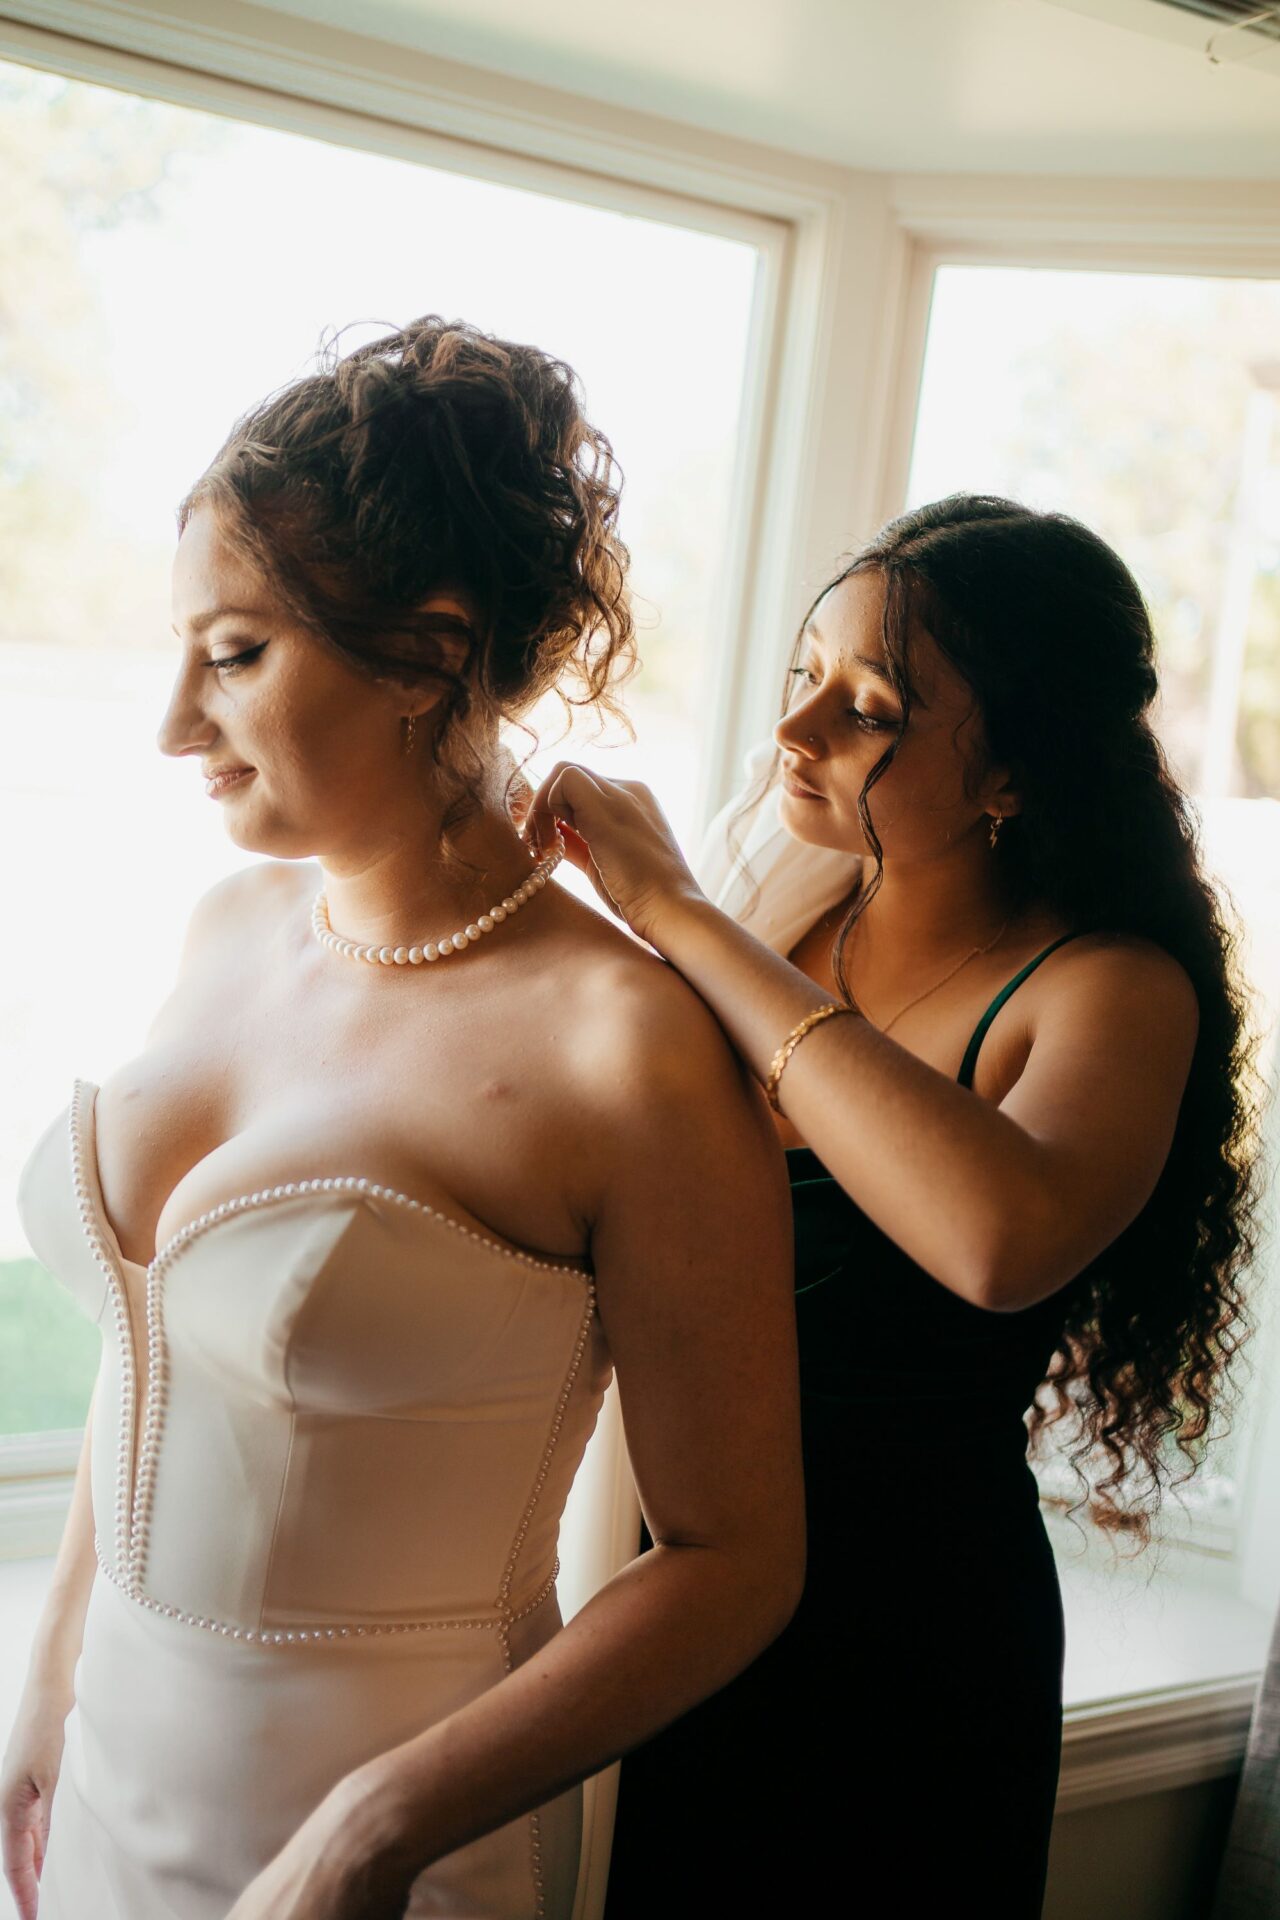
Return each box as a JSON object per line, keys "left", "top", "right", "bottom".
{"left": 178, "top": 315, "right": 636, "bottom": 846}
{"left": 735, "top": 493, "right": 1265, "bottom": 1539}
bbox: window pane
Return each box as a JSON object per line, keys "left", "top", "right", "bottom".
{"left": 907, "top": 265, "right": 1280, "bottom": 800}
{"left": 908, "top": 263, "right": 1280, "bottom": 1544}
{"left": 0, "top": 60, "right": 761, "bottom": 1435}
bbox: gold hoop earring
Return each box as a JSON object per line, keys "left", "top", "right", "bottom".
{"left": 403, "top": 713, "right": 417, "bottom": 756}
{"left": 988, "top": 814, "right": 1003, "bottom": 850}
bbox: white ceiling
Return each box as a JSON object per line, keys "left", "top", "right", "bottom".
{"left": 251, "top": 0, "right": 1280, "bottom": 178}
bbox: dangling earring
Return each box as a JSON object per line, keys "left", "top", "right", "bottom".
{"left": 403, "top": 713, "right": 417, "bottom": 756}
{"left": 988, "top": 813, "right": 1003, "bottom": 850}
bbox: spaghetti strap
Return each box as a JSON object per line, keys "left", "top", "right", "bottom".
{"left": 956, "top": 931, "right": 1084, "bottom": 1089}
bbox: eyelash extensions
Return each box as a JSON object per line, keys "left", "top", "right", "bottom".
{"left": 206, "top": 644, "right": 268, "bottom": 675}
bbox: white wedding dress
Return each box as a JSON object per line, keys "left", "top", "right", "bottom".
{"left": 17, "top": 1078, "right": 612, "bottom": 1919}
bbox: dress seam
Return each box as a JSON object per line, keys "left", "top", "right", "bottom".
{"left": 68, "top": 1083, "right": 138, "bottom": 1580}
{"left": 494, "top": 1287, "right": 596, "bottom": 1920}
{"left": 496, "top": 1289, "right": 596, "bottom": 1611}
{"left": 259, "top": 1411, "right": 296, "bottom": 1636}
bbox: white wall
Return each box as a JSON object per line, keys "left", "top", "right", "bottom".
{"left": 1046, "top": 1776, "right": 1240, "bottom": 1920}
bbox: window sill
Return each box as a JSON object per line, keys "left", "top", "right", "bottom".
{"left": 0, "top": 1436, "right": 79, "bottom": 1562}
{"left": 1057, "top": 1537, "right": 1271, "bottom": 1811}
{"left": 1060, "top": 1675, "right": 1257, "bottom": 1812}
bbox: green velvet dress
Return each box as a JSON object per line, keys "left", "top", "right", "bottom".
{"left": 605, "top": 936, "right": 1082, "bottom": 1920}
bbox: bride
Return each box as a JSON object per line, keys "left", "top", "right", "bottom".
{"left": 0, "top": 317, "right": 803, "bottom": 1920}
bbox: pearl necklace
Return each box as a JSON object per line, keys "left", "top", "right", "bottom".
{"left": 310, "top": 835, "right": 565, "bottom": 967}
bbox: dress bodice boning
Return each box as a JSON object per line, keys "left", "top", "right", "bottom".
{"left": 19, "top": 1079, "right": 610, "bottom": 1643}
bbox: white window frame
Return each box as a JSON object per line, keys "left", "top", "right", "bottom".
{"left": 0, "top": 1429, "right": 82, "bottom": 1557}
{"left": 868, "top": 177, "right": 1280, "bottom": 1814}
{"left": 0, "top": 0, "right": 901, "bottom": 1539}
{"left": 875, "top": 171, "right": 1280, "bottom": 523}
{"left": 877, "top": 191, "right": 1280, "bottom": 1525}
{"left": 0, "top": 0, "right": 904, "bottom": 818}
{"left": 0, "top": 17, "right": 895, "bottom": 1911}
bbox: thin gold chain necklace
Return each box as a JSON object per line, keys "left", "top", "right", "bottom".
{"left": 856, "top": 915, "right": 1011, "bottom": 1038}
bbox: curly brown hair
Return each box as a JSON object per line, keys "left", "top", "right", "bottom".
{"left": 736, "top": 493, "right": 1266, "bottom": 1541}
{"left": 177, "top": 315, "right": 636, "bottom": 838}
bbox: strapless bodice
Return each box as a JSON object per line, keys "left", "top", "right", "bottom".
{"left": 17, "top": 1080, "right": 612, "bottom": 1646}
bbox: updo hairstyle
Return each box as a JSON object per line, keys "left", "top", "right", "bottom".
{"left": 178, "top": 315, "right": 636, "bottom": 836}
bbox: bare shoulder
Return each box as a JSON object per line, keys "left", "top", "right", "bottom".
{"left": 556, "top": 922, "right": 755, "bottom": 1129}
{"left": 532, "top": 908, "right": 785, "bottom": 1256}
{"left": 527, "top": 888, "right": 745, "bottom": 1097}
{"left": 177, "top": 859, "right": 318, "bottom": 969}
{"left": 1032, "top": 929, "right": 1199, "bottom": 1040}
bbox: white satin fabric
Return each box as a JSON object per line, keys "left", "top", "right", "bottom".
{"left": 17, "top": 1080, "right": 612, "bottom": 1919}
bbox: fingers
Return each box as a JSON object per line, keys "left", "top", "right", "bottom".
{"left": 524, "top": 762, "right": 615, "bottom": 856}
{"left": 3, "top": 1847, "right": 39, "bottom": 1920}
{"left": 544, "top": 812, "right": 627, "bottom": 921}
{"left": 555, "top": 819, "right": 591, "bottom": 874}
{"left": 557, "top": 817, "right": 591, "bottom": 863}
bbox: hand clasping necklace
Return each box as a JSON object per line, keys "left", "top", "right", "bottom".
{"left": 310, "top": 831, "right": 566, "bottom": 967}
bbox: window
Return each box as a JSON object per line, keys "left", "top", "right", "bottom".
{"left": 906, "top": 261, "right": 1280, "bottom": 1559}
{"left": 908, "top": 264, "right": 1280, "bottom": 803}
{"left": 0, "top": 55, "right": 764, "bottom": 1464}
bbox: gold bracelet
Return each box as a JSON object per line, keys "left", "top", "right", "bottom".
{"left": 764, "top": 1003, "right": 850, "bottom": 1113}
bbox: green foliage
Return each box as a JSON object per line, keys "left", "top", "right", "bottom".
{"left": 0, "top": 1257, "right": 98, "bottom": 1434}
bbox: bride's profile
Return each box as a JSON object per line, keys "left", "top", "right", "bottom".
{"left": 0, "top": 316, "right": 803, "bottom": 1920}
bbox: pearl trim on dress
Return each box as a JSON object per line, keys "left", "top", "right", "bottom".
{"left": 496, "top": 1282, "right": 598, "bottom": 1919}
{"left": 68, "top": 1082, "right": 138, "bottom": 1576}
{"left": 91, "top": 1538, "right": 561, "bottom": 1643}
{"left": 68, "top": 1080, "right": 596, "bottom": 1656}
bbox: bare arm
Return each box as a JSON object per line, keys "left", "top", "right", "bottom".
{"left": 229, "top": 973, "right": 803, "bottom": 1908}
{"left": 19, "top": 1388, "right": 97, "bottom": 1706}
{"left": 2, "top": 1391, "right": 98, "bottom": 1920}
{"left": 520, "top": 764, "right": 1201, "bottom": 1314}
{"left": 369, "top": 981, "right": 800, "bottom": 1858}
{"left": 643, "top": 894, "right": 1199, "bottom": 1310}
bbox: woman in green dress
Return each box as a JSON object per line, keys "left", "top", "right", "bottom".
{"left": 523, "top": 493, "right": 1261, "bottom": 1918}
